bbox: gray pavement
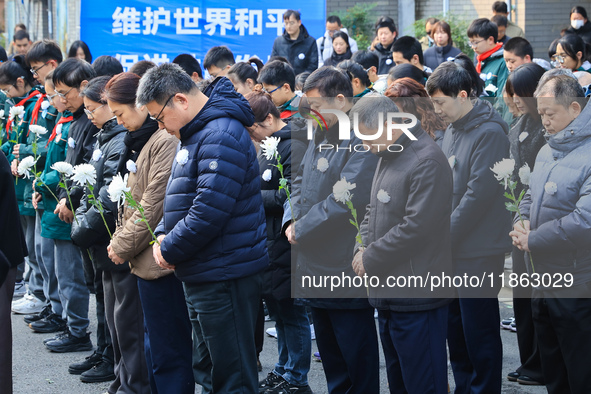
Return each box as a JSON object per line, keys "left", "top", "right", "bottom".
{"left": 11, "top": 283, "right": 547, "bottom": 393}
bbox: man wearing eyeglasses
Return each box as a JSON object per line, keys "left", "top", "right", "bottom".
{"left": 258, "top": 60, "right": 302, "bottom": 120}
{"left": 271, "top": 10, "right": 318, "bottom": 76}
{"left": 137, "top": 63, "right": 268, "bottom": 394}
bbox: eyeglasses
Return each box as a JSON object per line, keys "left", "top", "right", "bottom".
{"left": 150, "top": 94, "right": 176, "bottom": 124}
{"left": 56, "top": 87, "right": 75, "bottom": 100}
{"left": 47, "top": 92, "right": 59, "bottom": 101}
{"left": 262, "top": 85, "right": 280, "bottom": 94}
{"left": 84, "top": 104, "right": 105, "bottom": 119}
{"left": 30, "top": 62, "right": 49, "bottom": 76}
{"left": 468, "top": 39, "right": 485, "bottom": 48}
{"left": 551, "top": 55, "right": 566, "bottom": 64}
{"left": 0, "top": 85, "right": 16, "bottom": 96}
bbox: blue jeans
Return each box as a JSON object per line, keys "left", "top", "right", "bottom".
{"left": 378, "top": 306, "right": 449, "bottom": 394}
{"left": 184, "top": 273, "right": 262, "bottom": 394}
{"left": 137, "top": 274, "right": 194, "bottom": 394}
{"left": 265, "top": 297, "right": 311, "bottom": 386}
{"left": 39, "top": 235, "right": 89, "bottom": 336}
{"left": 21, "top": 214, "right": 44, "bottom": 301}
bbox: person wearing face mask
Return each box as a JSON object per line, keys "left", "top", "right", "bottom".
{"left": 511, "top": 74, "right": 591, "bottom": 394}
{"left": 419, "top": 17, "right": 439, "bottom": 51}
{"left": 565, "top": 6, "right": 591, "bottom": 45}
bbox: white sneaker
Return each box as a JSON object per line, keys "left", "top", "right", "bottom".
{"left": 11, "top": 292, "right": 32, "bottom": 308}
{"left": 12, "top": 293, "right": 45, "bottom": 314}
{"left": 265, "top": 327, "right": 277, "bottom": 338}
{"left": 13, "top": 280, "right": 27, "bottom": 298}
{"left": 310, "top": 324, "right": 316, "bottom": 341}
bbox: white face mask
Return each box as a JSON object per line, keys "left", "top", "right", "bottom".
{"left": 571, "top": 19, "right": 585, "bottom": 30}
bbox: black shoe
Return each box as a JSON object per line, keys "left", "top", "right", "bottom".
{"left": 43, "top": 330, "right": 69, "bottom": 344}
{"left": 517, "top": 375, "right": 543, "bottom": 386}
{"left": 44, "top": 331, "right": 93, "bottom": 353}
{"left": 24, "top": 304, "right": 51, "bottom": 324}
{"left": 259, "top": 372, "right": 284, "bottom": 392}
{"left": 29, "top": 314, "right": 67, "bottom": 333}
{"left": 80, "top": 359, "right": 115, "bottom": 383}
{"left": 265, "top": 379, "right": 313, "bottom": 394}
{"left": 68, "top": 351, "right": 103, "bottom": 375}
{"left": 507, "top": 371, "right": 520, "bottom": 382}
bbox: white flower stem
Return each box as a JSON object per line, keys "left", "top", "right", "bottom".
{"left": 87, "top": 181, "right": 112, "bottom": 239}
{"left": 511, "top": 187, "right": 535, "bottom": 274}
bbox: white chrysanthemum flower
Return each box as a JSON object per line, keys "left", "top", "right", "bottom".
{"left": 92, "top": 149, "right": 102, "bottom": 162}
{"left": 68, "top": 137, "right": 76, "bottom": 149}
{"left": 333, "top": 177, "right": 356, "bottom": 204}
{"left": 29, "top": 125, "right": 48, "bottom": 136}
{"left": 176, "top": 148, "right": 189, "bottom": 166}
{"left": 17, "top": 156, "right": 36, "bottom": 179}
{"left": 9, "top": 106, "right": 24, "bottom": 120}
{"left": 41, "top": 101, "right": 50, "bottom": 110}
{"left": 262, "top": 169, "right": 272, "bottom": 182}
{"left": 377, "top": 189, "right": 391, "bottom": 203}
{"left": 544, "top": 181, "right": 557, "bottom": 195}
{"left": 51, "top": 161, "right": 74, "bottom": 176}
{"left": 0, "top": 109, "right": 5, "bottom": 120}
{"left": 71, "top": 163, "right": 97, "bottom": 186}
{"left": 107, "top": 173, "right": 130, "bottom": 204}
{"left": 491, "top": 158, "right": 515, "bottom": 189}
{"left": 260, "top": 136, "right": 281, "bottom": 161}
{"left": 448, "top": 155, "right": 456, "bottom": 169}
{"left": 317, "top": 158, "right": 329, "bottom": 173}
{"left": 126, "top": 160, "right": 137, "bottom": 174}
{"left": 518, "top": 164, "right": 531, "bottom": 186}
{"left": 485, "top": 84, "right": 498, "bottom": 94}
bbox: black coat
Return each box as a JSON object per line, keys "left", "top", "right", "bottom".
{"left": 71, "top": 119, "right": 127, "bottom": 271}
{"left": 271, "top": 25, "right": 319, "bottom": 75}
{"left": 508, "top": 113, "right": 546, "bottom": 196}
{"left": 373, "top": 42, "right": 395, "bottom": 74}
{"left": 58, "top": 105, "right": 99, "bottom": 211}
{"left": 423, "top": 44, "right": 462, "bottom": 71}
{"left": 441, "top": 99, "right": 512, "bottom": 259}
{"left": 259, "top": 120, "right": 308, "bottom": 300}
{"left": 360, "top": 126, "right": 454, "bottom": 311}
{"left": 0, "top": 153, "right": 27, "bottom": 285}
{"left": 565, "top": 21, "right": 591, "bottom": 45}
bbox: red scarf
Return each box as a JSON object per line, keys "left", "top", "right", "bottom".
{"left": 30, "top": 94, "right": 47, "bottom": 127}
{"left": 476, "top": 42, "right": 503, "bottom": 73}
{"left": 5, "top": 91, "right": 42, "bottom": 138}
{"left": 46, "top": 116, "right": 74, "bottom": 147}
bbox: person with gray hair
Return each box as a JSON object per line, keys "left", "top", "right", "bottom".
{"left": 138, "top": 63, "right": 268, "bottom": 393}
{"left": 511, "top": 74, "right": 591, "bottom": 393}
{"left": 352, "top": 94, "right": 454, "bottom": 393}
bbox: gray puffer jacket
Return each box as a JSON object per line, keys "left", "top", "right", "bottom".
{"left": 519, "top": 102, "right": 591, "bottom": 286}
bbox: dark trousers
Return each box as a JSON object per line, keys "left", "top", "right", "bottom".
{"left": 103, "top": 270, "right": 150, "bottom": 394}
{"left": 311, "top": 307, "right": 380, "bottom": 394}
{"left": 532, "top": 287, "right": 591, "bottom": 394}
{"left": 0, "top": 268, "right": 16, "bottom": 394}
{"left": 447, "top": 255, "right": 504, "bottom": 394}
{"left": 511, "top": 247, "right": 543, "bottom": 382}
{"left": 184, "top": 273, "right": 262, "bottom": 394}
{"left": 137, "top": 274, "right": 194, "bottom": 394}
{"left": 255, "top": 299, "right": 265, "bottom": 356}
{"left": 378, "top": 305, "right": 449, "bottom": 394}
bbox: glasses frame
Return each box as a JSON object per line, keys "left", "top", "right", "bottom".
{"left": 150, "top": 94, "right": 176, "bottom": 124}
{"left": 84, "top": 104, "right": 106, "bottom": 120}
{"left": 30, "top": 61, "right": 50, "bottom": 76}
{"left": 0, "top": 85, "right": 16, "bottom": 96}
{"left": 56, "top": 86, "right": 75, "bottom": 100}
{"left": 468, "top": 39, "right": 485, "bottom": 48}
{"left": 262, "top": 85, "right": 281, "bottom": 94}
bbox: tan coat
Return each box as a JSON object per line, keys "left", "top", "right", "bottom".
{"left": 111, "top": 129, "right": 179, "bottom": 280}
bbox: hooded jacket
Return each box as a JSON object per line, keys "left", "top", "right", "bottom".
{"left": 154, "top": 78, "right": 268, "bottom": 284}
{"left": 373, "top": 42, "right": 395, "bottom": 75}
{"left": 284, "top": 116, "right": 379, "bottom": 308}
{"left": 360, "top": 126, "right": 454, "bottom": 311}
{"left": 259, "top": 120, "right": 307, "bottom": 300}
{"left": 441, "top": 99, "right": 512, "bottom": 259}
{"left": 519, "top": 102, "right": 591, "bottom": 286}
{"left": 423, "top": 44, "right": 462, "bottom": 71}
{"left": 479, "top": 47, "right": 509, "bottom": 98}
{"left": 565, "top": 20, "right": 591, "bottom": 45}
{"left": 271, "top": 24, "right": 319, "bottom": 76}
{"left": 58, "top": 105, "right": 100, "bottom": 211}
{"left": 71, "top": 118, "right": 127, "bottom": 271}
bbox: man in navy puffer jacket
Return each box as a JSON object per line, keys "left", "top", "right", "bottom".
{"left": 137, "top": 63, "right": 268, "bottom": 394}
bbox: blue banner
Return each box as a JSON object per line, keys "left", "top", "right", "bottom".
{"left": 80, "top": 0, "right": 326, "bottom": 71}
